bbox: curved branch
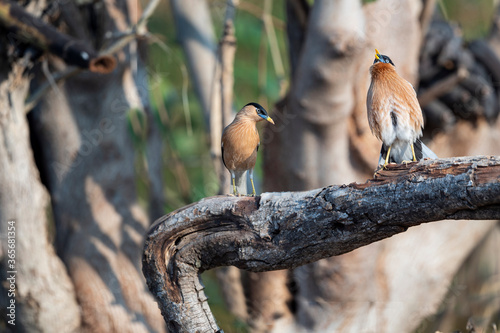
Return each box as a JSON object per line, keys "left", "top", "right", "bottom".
{"left": 142, "top": 156, "right": 500, "bottom": 332}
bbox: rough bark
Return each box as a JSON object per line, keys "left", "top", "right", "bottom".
{"left": 143, "top": 156, "right": 500, "bottom": 333}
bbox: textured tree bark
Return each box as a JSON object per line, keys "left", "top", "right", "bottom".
{"left": 143, "top": 156, "right": 500, "bottom": 332}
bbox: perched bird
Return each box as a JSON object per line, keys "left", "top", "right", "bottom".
{"left": 221, "top": 102, "right": 274, "bottom": 195}
{"left": 367, "top": 49, "right": 437, "bottom": 168}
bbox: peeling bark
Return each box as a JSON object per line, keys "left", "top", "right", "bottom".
{"left": 143, "top": 156, "right": 500, "bottom": 332}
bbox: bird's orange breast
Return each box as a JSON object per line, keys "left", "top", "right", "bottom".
{"left": 221, "top": 120, "right": 260, "bottom": 172}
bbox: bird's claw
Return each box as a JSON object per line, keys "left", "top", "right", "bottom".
{"left": 373, "top": 165, "right": 384, "bottom": 178}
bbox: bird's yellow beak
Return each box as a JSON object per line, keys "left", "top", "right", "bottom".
{"left": 375, "top": 49, "right": 380, "bottom": 60}
{"left": 266, "top": 116, "right": 275, "bottom": 125}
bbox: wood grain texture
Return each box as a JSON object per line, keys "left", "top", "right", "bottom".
{"left": 143, "top": 156, "right": 500, "bottom": 333}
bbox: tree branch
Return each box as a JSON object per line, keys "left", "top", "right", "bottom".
{"left": 142, "top": 156, "right": 500, "bottom": 332}
{"left": 0, "top": 0, "right": 116, "bottom": 73}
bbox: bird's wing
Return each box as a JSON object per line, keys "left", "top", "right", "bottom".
{"left": 366, "top": 82, "right": 385, "bottom": 141}
{"left": 221, "top": 137, "right": 228, "bottom": 170}
{"left": 399, "top": 79, "right": 424, "bottom": 130}
{"left": 366, "top": 82, "right": 373, "bottom": 113}
{"left": 366, "top": 81, "right": 378, "bottom": 137}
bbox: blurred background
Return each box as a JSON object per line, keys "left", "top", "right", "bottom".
{"left": 146, "top": 2, "right": 500, "bottom": 330}
{"left": 0, "top": 0, "right": 499, "bottom": 332}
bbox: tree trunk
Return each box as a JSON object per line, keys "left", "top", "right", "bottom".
{"left": 0, "top": 3, "right": 81, "bottom": 330}
{"left": 24, "top": 0, "right": 165, "bottom": 331}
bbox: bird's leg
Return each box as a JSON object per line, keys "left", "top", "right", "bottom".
{"left": 249, "top": 169, "right": 256, "bottom": 196}
{"left": 230, "top": 171, "right": 237, "bottom": 195}
{"left": 402, "top": 143, "right": 417, "bottom": 165}
{"left": 374, "top": 145, "right": 392, "bottom": 177}
{"left": 383, "top": 145, "right": 392, "bottom": 168}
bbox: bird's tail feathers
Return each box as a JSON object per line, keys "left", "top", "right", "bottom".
{"left": 419, "top": 139, "right": 438, "bottom": 159}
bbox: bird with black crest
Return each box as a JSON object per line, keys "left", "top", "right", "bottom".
{"left": 221, "top": 102, "right": 274, "bottom": 195}
{"left": 367, "top": 49, "right": 437, "bottom": 169}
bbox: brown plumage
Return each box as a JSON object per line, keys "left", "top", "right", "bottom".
{"left": 221, "top": 102, "right": 274, "bottom": 195}
{"left": 367, "top": 49, "right": 437, "bottom": 167}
